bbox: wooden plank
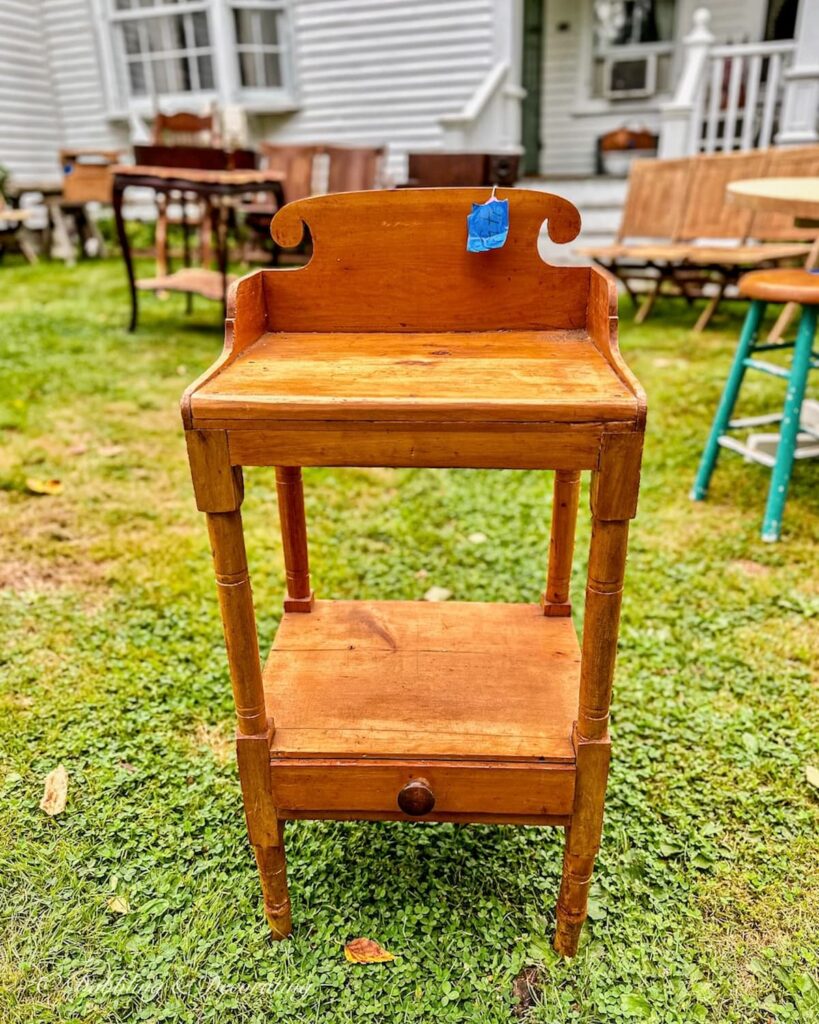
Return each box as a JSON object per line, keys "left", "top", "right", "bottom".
{"left": 270, "top": 757, "right": 576, "bottom": 817}
{"left": 227, "top": 423, "right": 603, "bottom": 470}
{"left": 191, "top": 330, "right": 638, "bottom": 424}
{"left": 264, "top": 600, "right": 580, "bottom": 762}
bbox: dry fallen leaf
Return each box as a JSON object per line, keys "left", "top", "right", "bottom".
{"left": 39, "top": 764, "right": 68, "bottom": 815}
{"left": 67, "top": 443, "right": 88, "bottom": 456}
{"left": 98, "top": 445, "right": 126, "bottom": 458}
{"left": 423, "top": 585, "right": 452, "bottom": 602}
{"left": 806, "top": 766, "right": 819, "bottom": 790}
{"left": 343, "top": 938, "right": 395, "bottom": 964}
{"left": 25, "top": 478, "right": 63, "bottom": 496}
{"left": 107, "top": 895, "right": 130, "bottom": 915}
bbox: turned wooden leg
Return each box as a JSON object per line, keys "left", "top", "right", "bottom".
{"left": 542, "top": 469, "right": 580, "bottom": 616}
{"left": 555, "top": 518, "right": 628, "bottom": 955}
{"left": 186, "top": 430, "right": 292, "bottom": 939}
{"left": 254, "top": 831, "right": 292, "bottom": 939}
{"left": 554, "top": 734, "right": 611, "bottom": 956}
{"left": 155, "top": 195, "right": 169, "bottom": 295}
{"left": 208, "top": 507, "right": 293, "bottom": 939}
{"left": 275, "top": 466, "right": 314, "bottom": 612}
{"left": 555, "top": 434, "right": 640, "bottom": 956}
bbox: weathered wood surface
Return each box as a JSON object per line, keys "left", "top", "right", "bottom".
{"left": 264, "top": 600, "right": 580, "bottom": 763}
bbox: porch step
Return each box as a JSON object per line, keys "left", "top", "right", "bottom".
{"left": 521, "top": 176, "right": 626, "bottom": 266}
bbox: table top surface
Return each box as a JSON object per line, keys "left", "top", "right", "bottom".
{"left": 191, "top": 329, "right": 640, "bottom": 425}
{"left": 727, "top": 176, "right": 819, "bottom": 218}
{"left": 113, "top": 164, "right": 284, "bottom": 188}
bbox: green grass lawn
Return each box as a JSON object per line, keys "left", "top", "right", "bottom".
{"left": 0, "top": 258, "right": 817, "bottom": 1024}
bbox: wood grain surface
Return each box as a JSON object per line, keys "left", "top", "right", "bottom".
{"left": 264, "top": 600, "right": 580, "bottom": 762}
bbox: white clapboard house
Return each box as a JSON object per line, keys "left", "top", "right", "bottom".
{"left": 1, "top": 0, "right": 817, "bottom": 245}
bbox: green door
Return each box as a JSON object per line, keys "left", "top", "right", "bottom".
{"left": 521, "top": 0, "right": 545, "bottom": 176}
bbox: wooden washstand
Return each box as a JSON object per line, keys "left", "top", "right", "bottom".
{"left": 181, "top": 188, "right": 646, "bottom": 956}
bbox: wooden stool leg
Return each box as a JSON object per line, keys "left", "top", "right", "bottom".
{"left": 275, "top": 467, "right": 314, "bottom": 612}
{"left": 691, "top": 299, "right": 766, "bottom": 500}
{"left": 542, "top": 469, "right": 580, "bottom": 616}
{"left": 761, "top": 304, "right": 817, "bottom": 542}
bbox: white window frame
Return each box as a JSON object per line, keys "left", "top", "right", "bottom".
{"left": 92, "top": 0, "right": 298, "bottom": 119}
{"left": 571, "top": 1, "right": 683, "bottom": 115}
{"left": 602, "top": 50, "right": 659, "bottom": 99}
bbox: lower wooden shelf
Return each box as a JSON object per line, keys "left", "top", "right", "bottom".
{"left": 264, "top": 599, "right": 580, "bottom": 764}
{"left": 263, "top": 600, "right": 580, "bottom": 821}
{"left": 136, "top": 267, "right": 236, "bottom": 302}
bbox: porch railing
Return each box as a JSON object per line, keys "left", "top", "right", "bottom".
{"left": 659, "top": 8, "right": 803, "bottom": 158}
{"left": 698, "top": 40, "right": 796, "bottom": 153}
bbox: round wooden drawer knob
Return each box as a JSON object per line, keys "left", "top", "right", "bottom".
{"left": 397, "top": 778, "right": 435, "bottom": 816}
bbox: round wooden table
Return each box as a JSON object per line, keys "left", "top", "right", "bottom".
{"left": 727, "top": 176, "right": 819, "bottom": 220}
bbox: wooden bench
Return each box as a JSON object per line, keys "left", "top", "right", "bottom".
{"left": 182, "top": 187, "right": 645, "bottom": 957}
{"left": 579, "top": 146, "right": 819, "bottom": 331}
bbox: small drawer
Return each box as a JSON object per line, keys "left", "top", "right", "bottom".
{"left": 270, "top": 758, "right": 576, "bottom": 819}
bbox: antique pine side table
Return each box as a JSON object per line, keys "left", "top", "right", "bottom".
{"left": 181, "top": 188, "right": 646, "bottom": 956}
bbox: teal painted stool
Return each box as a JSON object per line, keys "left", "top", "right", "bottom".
{"left": 692, "top": 268, "right": 819, "bottom": 541}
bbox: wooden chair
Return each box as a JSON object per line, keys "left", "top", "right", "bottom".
{"left": 181, "top": 188, "right": 646, "bottom": 956}
{"left": 258, "top": 144, "right": 320, "bottom": 204}
{"left": 743, "top": 146, "right": 819, "bottom": 342}
{"left": 581, "top": 148, "right": 819, "bottom": 330}
{"left": 57, "top": 148, "right": 123, "bottom": 259}
{"left": 151, "top": 111, "right": 221, "bottom": 276}
{"left": 152, "top": 110, "right": 221, "bottom": 148}
{"left": 242, "top": 144, "right": 322, "bottom": 263}
{"left": 325, "top": 144, "right": 385, "bottom": 192}
{"left": 0, "top": 195, "right": 36, "bottom": 263}
{"left": 576, "top": 157, "right": 693, "bottom": 321}
{"left": 668, "top": 150, "right": 813, "bottom": 330}
{"left": 692, "top": 267, "right": 819, "bottom": 540}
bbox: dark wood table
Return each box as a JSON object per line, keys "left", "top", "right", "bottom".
{"left": 112, "top": 165, "right": 285, "bottom": 330}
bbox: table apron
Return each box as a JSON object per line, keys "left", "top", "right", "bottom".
{"left": 224, "top": 423, "right": 613, "bottom": 470}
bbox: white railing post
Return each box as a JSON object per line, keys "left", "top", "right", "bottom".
{"left": 658, "top": 7, "right": 715, "bottom": 158}
{"left": 776, "top": 0, "right": 819, "bottom": 146}
{"left": 438, "top": 0, "right": 525, "bottom": 153}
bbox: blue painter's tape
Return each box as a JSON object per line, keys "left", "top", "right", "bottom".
{"left": 466, "top": 197, "right": 509, "bottom": 252}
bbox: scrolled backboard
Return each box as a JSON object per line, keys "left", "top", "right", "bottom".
{"left": 263, "top": 188, "right": 590, "bottom": 333}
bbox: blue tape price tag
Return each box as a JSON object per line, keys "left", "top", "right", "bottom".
{"left": 466, "top": 195, "right": 509, "bottom": 253}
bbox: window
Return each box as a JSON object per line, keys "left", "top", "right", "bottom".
{"left": 111, "top": 0, "right": 215, "bottom": 97}
{"left": 232, "top": 1, "right": 287, "bottom": 90}
{"left": 104, "top": 0, "right": 295, "bottom": 109}
{"left": 590, "top": 0, "right": 676, "bottom": 101}
{"left": 593, "top": 0, "right": 676, "bottom": 48}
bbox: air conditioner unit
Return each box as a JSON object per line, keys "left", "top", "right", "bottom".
{"left": 603, "top": 53, "right": 657, "bottom": 99}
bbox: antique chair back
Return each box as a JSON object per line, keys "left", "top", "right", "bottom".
{"left": 325, "top": 145, "right": 385, "bottom": 193}
{"left": 151, "top": 110, "right": 220, "bottom": 148}
{"left": 615, "top": 157, "right": 693, "bottom": 242}
{"left": 678, "top": 150, "right": 770, "bottom": 242}
{"left": 60, "top": 149, "right": 123, "bottom": 204}
{"left": 259, "top": 144, "right": 321, "bottom": 204}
